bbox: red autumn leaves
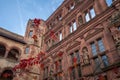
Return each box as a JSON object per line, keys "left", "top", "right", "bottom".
{"left": 13, "top": 51, "right": 46, "bottom": 71}
{"left": 50, "top": 30, "right": 57, "bottom": 40}
{"left": 2, "top": 73, "right": 12, "bottom": 78}
{"left": 32, "top": 35, "right": 38, "bottom": 41}
{"left": 34, "top": 18, "right": 41, "bottom": 27}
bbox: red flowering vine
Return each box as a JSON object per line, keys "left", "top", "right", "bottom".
{"left": 34, "top": 18, "right": 41, "bottom": 27}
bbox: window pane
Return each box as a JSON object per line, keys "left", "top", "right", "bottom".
{"left": 106, "top": 0, "right": 112, "bottom": 6}
{"left": 91, "top": 43, "right": 97, "bottom": 56}
{"left": 73, "top": 22, "right": 77, "bottom": 31}
{"left": 75, "top": 51, "right": 80, "bottom": 63}
{"left": 59, "top": 32, "right": 62, "bottom": 41}
{"left": 94, "top": 58, "right": 101, "bottom": 72}
{"left": 98, "top": 39, "right": 105, "bottom": 52}
{"left": 29, "top": 31, "right": 33, "bottom": 37}
{"left": 85, "top": 13, "right": 90, "bottom": 22}
{"left": 25, "top": 47, "right": 29, "bottom": 54}
{"left": 102, "top": 55, "right": 109, "bottom": 67}
{"left": 90, "top": 8, "right": 96, "bottom": 18}
{"left": 70, "top": 26, "right": 73, "bottom": 33}
{"left": 70, "top": 3, "right": 74, "bottom": 10}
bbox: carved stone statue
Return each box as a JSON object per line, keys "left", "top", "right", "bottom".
{"left": 82, "top": 47, "right": 90, "bottom": 65}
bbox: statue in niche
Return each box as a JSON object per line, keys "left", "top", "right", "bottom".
{"left": 82, "top": 47, "right": 90, "bottom": 65}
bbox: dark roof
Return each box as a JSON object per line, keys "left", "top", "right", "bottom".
{"left": 0, "top": 27, "right": 26, "bottom": 44}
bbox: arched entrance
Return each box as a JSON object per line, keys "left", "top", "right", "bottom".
{"left": 0, "top": 70, "right": 13, "bottom": 80}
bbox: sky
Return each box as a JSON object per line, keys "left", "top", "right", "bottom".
{"left": 0, "top": 0, "right": 64, "bottom": 36}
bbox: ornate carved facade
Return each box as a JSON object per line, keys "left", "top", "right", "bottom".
{"left": 0, "top": 0, "right": 120, "bottom": 80}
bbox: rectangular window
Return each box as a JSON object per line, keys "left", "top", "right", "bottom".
{"left": 70, "top": 25, "right": 73, "bottom": 33}
{"left": 94, "top": 58, "right": 101, "bottom": 72}
{"left": 97, "top": 39, "right": 105, "bottom": 52}
{"left": 59, "top": 14, "right": 62, "bottom": 20}
{"left": 73, "top": 22, "right": 77, "bottom": 31}
{"left": 106, "top": 0, "right": 113, "bottom": 6}
{"left": 70, "top": 3, "right": 74, "bottom": 10}
{"left": 59, "top": 32, "right": 62, "bottom": 41}
{"left": 101, "top": 55, "right": 109, "bottom": 67}
{"left": 29, "top": 31, "right": 33, "bottom": 37}
{"left": 25, "top": 47, "right": 29, "bottom": 54}
{"left": 91, "top": 42, "right": 97, "bottom": 56}
{"left": 77, "top": 64, "right": 82, "bottom": 77}
{"left": 70, "top": 53, "right": 74, "bottom": 64}
{"left": 85, "top": 13, "right": 90, "bottom": 22}
{"left": 75, "top": 50, "right": 80, "bottom": 63}
{"left": 90, "top": 8, "right": 96, "bottom": 19}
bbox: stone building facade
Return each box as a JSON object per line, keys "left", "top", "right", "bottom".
{"left": 0, "top": 27, "right": 26, "bottom": 80}
{"left": 39, "top": 0, "right": 120, "bottom": 80}
{"left": 0, "top": 0, "right": 120, "bottom": 80}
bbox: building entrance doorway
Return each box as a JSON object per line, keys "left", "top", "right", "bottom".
{"left": 0, "top": 70, "right": 13, "bottom": 80}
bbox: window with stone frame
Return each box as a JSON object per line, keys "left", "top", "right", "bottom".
{"left": 70, "top": 53, "right": 74, "bottom": 64}
{"left": 58, "top": 14, "right": 62, "bottom": 21}
{"left": 90, "top": 38, "right": 105, "bottom": 56}
{"left": 105, "top": 0, "right": 115, "bottom": 7}
{"left": 93, "top": 54, "right": 109, "bottom": 73}
{"left": 85, "top": 7, "right": 96, "bottom": 22}
{"left": 85, "top": 12, "right": 90, "bottom": 22}
{"left": 97, "top": 38, "right": 105, "bottom": 52}
{"left": 90, "top": 7, "right": 96, "bottom": 19}
{"left": 69, "top": 50, "right": 81, "bottom": 80}
{"left": 25, "top": 47, "right": 29, "bottom": 54}
{"left": 69, "top": 20, "right": 77, "bottom": 33}
{"left": 67, "top": 2, "right": 75, "bottom": 12}
{"left": 29, "top": 30, "right": 33, "bottom": 37}
{"left": 59, "top": 31, "right": 62, "bottom": 41}
{"left": 94, "top": 57, "right": 101, "bottom": 72}
{"left": 70, "top": 50, "right": 80, "bottom": 65}
{"left": 91, "top": 42, "right": 97, "bottom": 56}
{"left": 101, "top": 55, "right": 109, "bottom": 67}
{"left": 70, "top": 3, "right": 75, "bottom": 10}
{"left": 75, "top": 50, "right": 80, "bottom": 63}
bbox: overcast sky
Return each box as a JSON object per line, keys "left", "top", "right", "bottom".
{"left": 0, "top": 0, "right": 64, "bottom": 36}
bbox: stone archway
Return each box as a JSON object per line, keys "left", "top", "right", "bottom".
{"left": 0, "top": 69, "right": 13, "bottom": 80}
{"left": 7, "top": 49, "right": 19, "bottom": 61}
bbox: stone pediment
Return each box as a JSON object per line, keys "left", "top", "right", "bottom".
{"left": 84, "top": 27, "right": 104, "bottom": 41}
{"left": 66, "top": 39, "right": 81, "bottom": 51}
